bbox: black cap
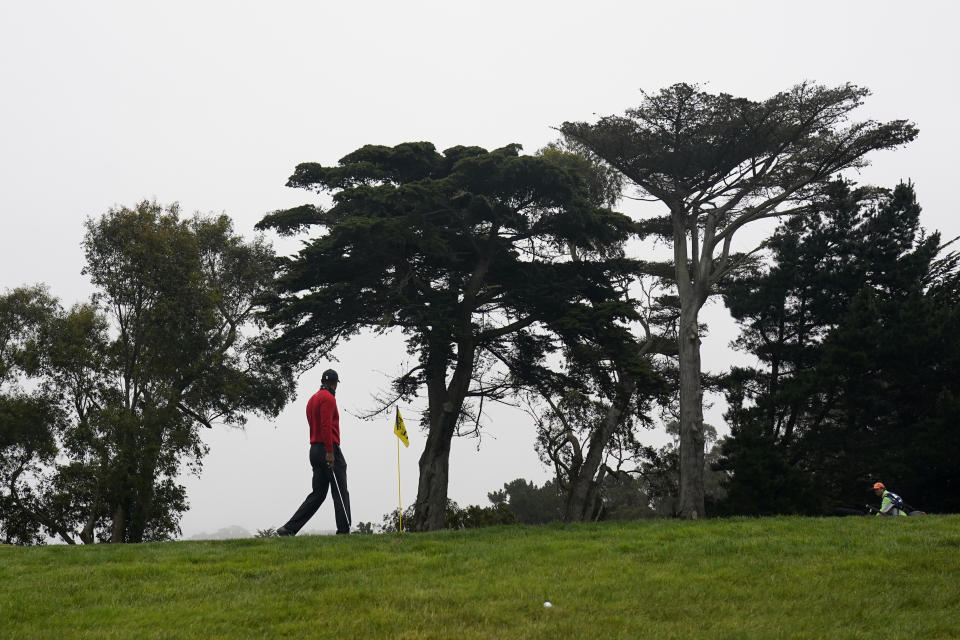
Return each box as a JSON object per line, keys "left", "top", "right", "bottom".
{"left": 321, "top": 369, "right": 339, "bottom": 383}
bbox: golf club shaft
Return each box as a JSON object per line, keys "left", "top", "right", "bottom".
{"left": 328, "top": 465, "right": 351, "bottom": 528}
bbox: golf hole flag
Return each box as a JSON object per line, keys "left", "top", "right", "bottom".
{"left": 394, "top": 407, "right": 409, "bottom": 447}
{"left": 393, "top": 407, "right": 409, "bottom": 532}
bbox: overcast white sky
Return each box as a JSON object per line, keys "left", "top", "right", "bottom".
{"left": 2, "top": 1, "right": 957, "bottom": 538}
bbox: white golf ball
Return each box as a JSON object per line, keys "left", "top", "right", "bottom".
{"left": 543, "top": 601, "right": 552, "bottom": 608}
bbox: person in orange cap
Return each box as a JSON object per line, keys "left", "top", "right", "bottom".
{"left": 872, "top": 482, "right": 908, "bottom": 517}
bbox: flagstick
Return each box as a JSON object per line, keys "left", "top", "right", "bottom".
{"left": 397, "top": 432, "right": 403, "bottom": 533}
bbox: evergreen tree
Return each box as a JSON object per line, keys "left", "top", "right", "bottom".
{"left": 718, "top": 181, "right": 960, "bottom": 513}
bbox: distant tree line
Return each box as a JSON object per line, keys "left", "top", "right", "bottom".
{"left": 6, "top": 81, "right": 955, "bottom": 545}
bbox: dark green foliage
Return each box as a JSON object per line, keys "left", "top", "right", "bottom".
{"left": 377, "top": 497, "right": 517, "bottom": 533}
{"left": 353, "top": 522, "right": 375, "bottom": 535}
{"left": 0, "top": 285, "right": 59, "bottom": 380}
{"left": 376, "top": 500, "right": 510, "bottom": 533}
{"left": 526, "top": 365, "right": 665, "bottom": 521}
{"left": 0, "top": 286, "right": 68, "bottom": 544}
{"left": 711, "top": 417, "right": 818, "bottom": 516}
{"left": 717, "top": 181, "right": 960, "bottom": 514}
{"left": 596, "top": 472, "right": 656, "bottom": 520}
{"left": 258, "top": 142, "right": 636, "bottom": 370}
{"left": 379, "top": 506, "right": 416, "bottom": 533}
{"left": 562, "top": 83, "right": 917, "bottom": 213}
{"left": 451, "top": 502, "right": 518, "bottom": 529}
{"left": 483, "top": 452, "right": 725, "bottom": 523}
{"left": 0, "top": 393, "right": 62, "bottom": 544}
{"left": 494, "top": 144, "right": 676, "bottom": 525}
{"left": 488, "top": 478, "right": 564, "bottom": 525}
{"left": 815, "top": 281, "right": 960, "bottom": 511}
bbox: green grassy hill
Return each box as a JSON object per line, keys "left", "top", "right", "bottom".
{"left": 2, "top": 516, "right": 958, "bottom": 639}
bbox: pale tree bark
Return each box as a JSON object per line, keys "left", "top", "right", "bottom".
{"left": 673, "top": 207, "right": 709, "bottom": 519}
{"left": 676, "top": 305, "right": 706, "bottom": 518}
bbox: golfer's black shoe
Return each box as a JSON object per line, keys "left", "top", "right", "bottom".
{"left": 276, "top": 526, "right": 294, "bottom": 537}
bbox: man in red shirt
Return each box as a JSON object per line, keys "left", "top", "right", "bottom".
{"left": 276, "top": 369, "right": 351, "bottom": 535}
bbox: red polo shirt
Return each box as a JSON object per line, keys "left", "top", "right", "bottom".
{"left": 306, "top": 386, "right": 339, "bottom": 452}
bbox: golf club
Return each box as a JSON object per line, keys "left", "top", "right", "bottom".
{"left": 327, "top": 464, "right": 351, "bottom": 529}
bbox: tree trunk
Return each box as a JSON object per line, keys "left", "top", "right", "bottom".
{"left": 110, "top": 414, "right": 136, "bottom": 543}
{"left": 111, "top": 503, "right": 126, "bottom": 543}
{"left": 126, "top": 425, "right": 164, "bottom": 543}
{"left": 677, "top": 305, "right": 706, "bottom": 519}
{"left": 412, "top": 407, "right": 458, "bottom": 531}
{"left": 79, "top": 495, "right": 100, "bottom": 544}
{"left": 563, "top": 376, "right": 636, "bottom": 521}
{"left": 126, "top": 479, "right": 154, "bottom": 543}
{"left": 411, "top": 337, "right": 476, "bottom": 531}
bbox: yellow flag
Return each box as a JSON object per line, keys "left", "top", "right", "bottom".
{"left": 394, "top": 407, "right": 409, "bottom": 447}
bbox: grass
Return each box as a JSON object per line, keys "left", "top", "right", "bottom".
{"left": 1, "top": 516, "right": 959, "bottom": 639}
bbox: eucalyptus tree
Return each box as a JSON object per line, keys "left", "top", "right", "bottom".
{"left": 257, "top": 142, "right": 638, "bottom": 531}
{"left": 80, "top": 203, "right": 294, "bottom": 542}
{"left": 562, "top": 82, "right": 917, "bottom": 518}
{"left": 1, "top": 203, "right": 294, "bottom": 544}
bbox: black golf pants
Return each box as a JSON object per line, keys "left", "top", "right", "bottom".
{"left": 283, "top": 443, "right": 351, "bottom": 534}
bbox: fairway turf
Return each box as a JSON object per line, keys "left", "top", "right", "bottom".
{"left": 1, "top": 516, "right": 958, "bottom": 639}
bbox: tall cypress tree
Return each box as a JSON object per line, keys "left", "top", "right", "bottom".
{"left": 257, "top": 142, "right": 639, "bottom": 531}
{"left": 562, "top": 83, "right": 917, "bottom": 518}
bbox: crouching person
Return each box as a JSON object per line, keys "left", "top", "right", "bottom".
{"left": 872, "top": 482, "right": 908, "bottom": 517}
